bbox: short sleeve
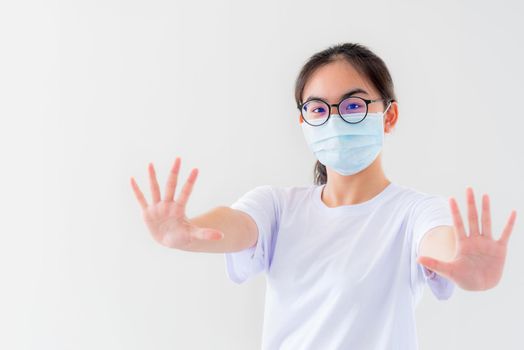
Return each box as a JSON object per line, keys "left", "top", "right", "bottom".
{"left": 410, "top": 195, "right": 455, "bottom": 301}
{"left": 224, "top": 185, "right": 280, "bottom": 284}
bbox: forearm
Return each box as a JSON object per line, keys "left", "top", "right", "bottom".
{"left": 419, "top": 225, "right": 457, "bottom": 263}
{"left": 182, "top": 206, "right": 258, "bottom": 254}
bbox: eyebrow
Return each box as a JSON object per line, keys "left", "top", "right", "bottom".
{"left": 304, "top": 88, "right": 369, "bottom": 103}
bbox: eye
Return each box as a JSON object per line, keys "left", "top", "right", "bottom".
{"left": 304, "top": 101, "right": 328, "bottom": 114}
{"left": 342, "top": 99, "right": 366, "bottom": 113}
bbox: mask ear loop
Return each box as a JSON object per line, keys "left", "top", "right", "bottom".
{"left": 383, "top": 100, "right": 394, "bottom": 133}
{"left": 382, "top": 100, "right": 394, "bottom": 123}
{"left": 383, "top": 100, "right": 393, "bottom": 116}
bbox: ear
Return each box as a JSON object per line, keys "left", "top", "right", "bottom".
{"left": 384, "top": 101, "right": 399, "bottom": 134}
{"left": 299, "top": 114, "right": 304, "bottom": 124}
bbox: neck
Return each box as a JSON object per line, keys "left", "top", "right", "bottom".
{"left": 321, "top": 154, "right": 391, "bottom": 207}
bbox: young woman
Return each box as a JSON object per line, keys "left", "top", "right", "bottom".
{"left": 130, "top": 43, "right": 517, "bottom": 349}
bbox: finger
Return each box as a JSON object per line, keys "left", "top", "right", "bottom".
{"left": 164, "top": 157, "right": 181, "bottom": 202}
{"left": 466, "top": 187, "right": 481, "bottom": 237}
{"left": 417, "top": 256, "right": 454, "bottom": 280}
{"left": 481, "top": 194, "right": 492, "bottom": 239}
{"left": 148, "top": 162, "right": 162, "bottom": 204}
{"left": 130, "top": 176, "right": 148, "bottom": 210}
{"left": 449, "top": 197, "right": 468, "bottom": 240}
{"left": 498, "top": 210, "right": 517, "bottom": 246}
{"left": 176, "top": 168, "right": 199, "bottom": 210}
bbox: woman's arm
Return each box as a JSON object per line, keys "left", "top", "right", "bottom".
{"left": 130, "top": 158, "right": 259, "bottom": 254}
{"left": 419, "top": 225, "right": 456, "bottom": 263}
{"left": 185, "top": 206, "right": 258, "bottom": 254}
{"left": 417, "top": 187, "right": 517, "bottom": 291}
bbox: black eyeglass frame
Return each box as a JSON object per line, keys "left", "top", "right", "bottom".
{"left": 297, "top": 96, "right": 395, "bottom": 126}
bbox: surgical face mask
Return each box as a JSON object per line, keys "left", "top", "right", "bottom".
{"left": 301, "top": 104, "right": 391, "bottom": 176}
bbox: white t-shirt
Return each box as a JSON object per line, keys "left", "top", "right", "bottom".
{"left": 224, "top": 182, "right": 455, "bottom": 349}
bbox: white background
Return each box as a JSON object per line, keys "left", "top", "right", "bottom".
{"left": 1, "top": 0, "right": 523, "bottom": 349}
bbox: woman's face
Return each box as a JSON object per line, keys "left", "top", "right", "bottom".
{"left": 301, "top": 59, "right": 397, "bottom": 132}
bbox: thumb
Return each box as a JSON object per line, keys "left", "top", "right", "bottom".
{"left": 417, "top": 256, "right": 453, "bottom": 278}
{"left": 195, "top": 228, "right": 224, "bottom": 240}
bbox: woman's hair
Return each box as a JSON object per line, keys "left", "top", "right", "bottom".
{"left": 294, "top": 42, "right": 397, "bottom": 185}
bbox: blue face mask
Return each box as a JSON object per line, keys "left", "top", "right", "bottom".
{"left": 301, "top": 104, "right": 391, "bottom": 176}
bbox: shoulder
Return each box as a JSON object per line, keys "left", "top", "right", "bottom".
{"left": 273, "top": 184, "right": 315, "bottom": 196}
{"left": 241, "top": 184, "right": 310, "bottom": 198}
{"left": 260, "top": 184, "right": 318, "bottom": 213}
{"left": 389, "top": 183, "right": 449, "bottom": 213}
{"left": 235, "top": 184, "right": 316, "bottom": 207}
{"left": 271, "top": 184, "right": 316, "bottom": 202}
{"left": 393, "top": 185, "right": 452, "bottom": 231}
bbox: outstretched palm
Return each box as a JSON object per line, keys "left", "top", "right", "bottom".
{"left": 417, "top": 187, "right": 517, "bottom": 291}
{"left": 130, "top": 157, "right": 224, "bottom": 249}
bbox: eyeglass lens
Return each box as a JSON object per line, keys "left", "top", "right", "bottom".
{"left": 301, "top": 97, "right": 367, "bottom": 125}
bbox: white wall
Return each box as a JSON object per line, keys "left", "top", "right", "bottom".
{"left": 1, "top": 0, "right": 523, "bottom": 349}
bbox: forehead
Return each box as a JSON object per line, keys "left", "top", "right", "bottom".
{"left": 302, "top": 59, "right": 377, "bottom": 102}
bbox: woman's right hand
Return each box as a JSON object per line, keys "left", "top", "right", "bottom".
{"left": 130, "top": 157, "right": 225, "bottom": 249}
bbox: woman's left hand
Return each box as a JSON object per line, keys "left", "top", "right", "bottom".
{"left": 417, "top": 187, "right": 517, "bottom": 291}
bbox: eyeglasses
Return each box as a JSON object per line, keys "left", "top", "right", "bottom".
{"left": 297, "top": 96, "right": 393, "bottom": 127}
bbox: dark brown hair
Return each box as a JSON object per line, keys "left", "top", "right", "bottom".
{"left": 294, "top": 42, "right": 397, "bottom": 185}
